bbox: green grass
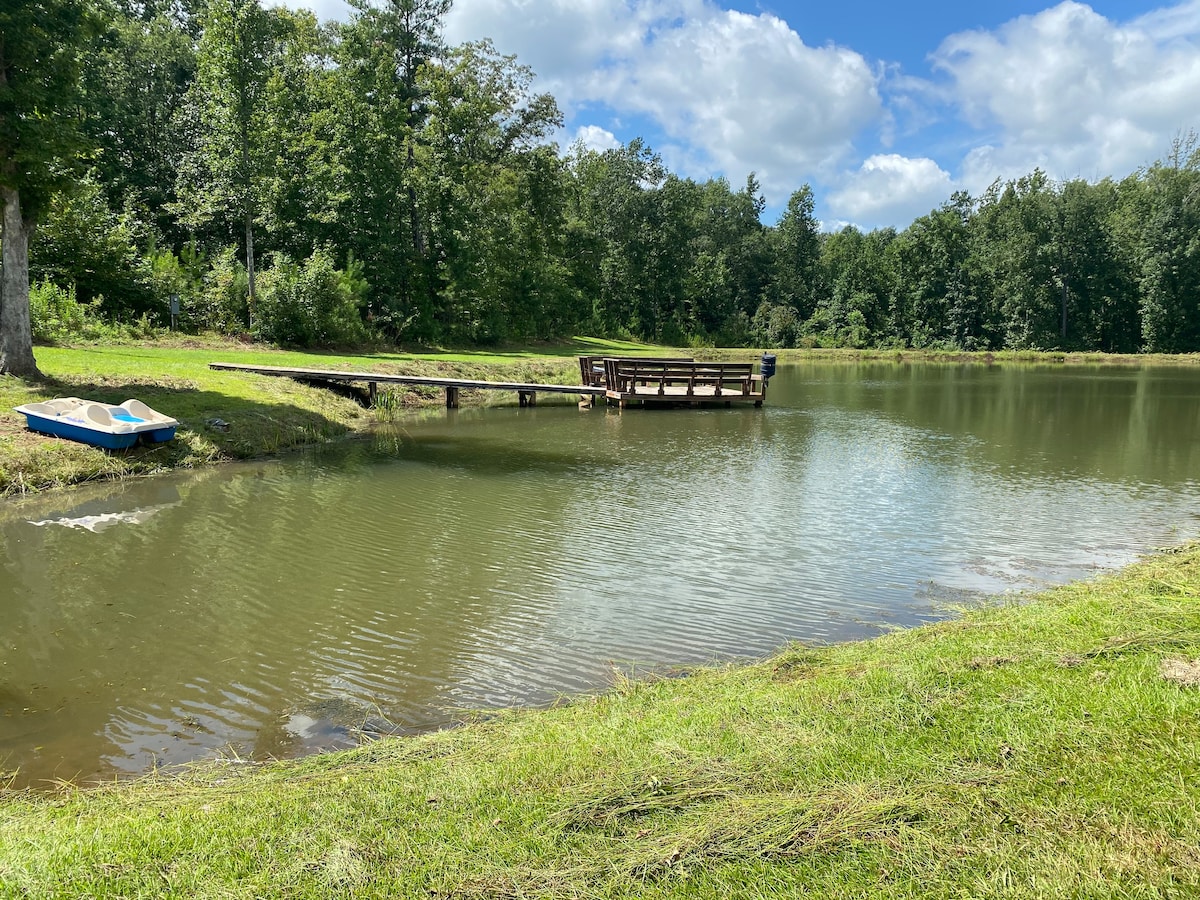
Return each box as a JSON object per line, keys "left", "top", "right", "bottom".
{"left": 2, "top": 546, "right": 1199, "bottom": 897}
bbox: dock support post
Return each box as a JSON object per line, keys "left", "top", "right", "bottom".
{"left": 518, "top": 390, "right": 537, "bottom": 407}
{"left": 446, "top": 386, "right": 459, "bottom": 408}
{"left": 368, "top": 381, "right": 378, "bottom": 406}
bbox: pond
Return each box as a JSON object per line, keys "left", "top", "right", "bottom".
{"left": 3, "top": 362, "right": 1200, "bottom": 788}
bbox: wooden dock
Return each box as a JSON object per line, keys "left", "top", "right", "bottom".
{"left": 210, "top": 357, "right": 768, "bottom": 409}
{"left": 209, "top": 362, "right": 603, "bottom": 407}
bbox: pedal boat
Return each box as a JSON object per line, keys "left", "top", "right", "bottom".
{"left": 14, "top": 398, "right": 179, "bottom": 450}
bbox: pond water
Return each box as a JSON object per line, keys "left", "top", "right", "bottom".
{"left": 3, "top": 362, "right": 1200, "bottom": 788}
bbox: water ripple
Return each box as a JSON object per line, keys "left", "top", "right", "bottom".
{"left": 5, "top": 365, "right": 1200, "bottom": 787}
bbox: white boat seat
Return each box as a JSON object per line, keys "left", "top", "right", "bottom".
{"left": 81, "top": 404, "right": 114, "bottom": 427}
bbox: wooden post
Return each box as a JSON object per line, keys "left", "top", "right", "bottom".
{"left": 446, "top": 386, "right": 459, "bottom": 408}
{"left": 369, "top": 381, "right": 377, "bottom": 405}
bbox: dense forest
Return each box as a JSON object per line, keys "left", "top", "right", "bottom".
{"left": 7, "top": 0, "right": 1200, "bottom": 354}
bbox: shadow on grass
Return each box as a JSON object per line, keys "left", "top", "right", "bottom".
{"left": 21, "top": 374, "right": 352, "bottom": 461}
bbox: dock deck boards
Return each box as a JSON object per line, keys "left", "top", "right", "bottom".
{"left": 606, "top": 383, "right": 766, "bottom": 404}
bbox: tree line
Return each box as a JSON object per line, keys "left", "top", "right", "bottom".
{"left": 2, "top": 0, "right": 1199, "bottom": 376}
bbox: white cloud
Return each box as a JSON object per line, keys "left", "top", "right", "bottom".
{"left": 444, "top": 0, "right": 706, "bottom": 99}
{"left": 269, "top": 0, "right": 350, "bottom": 22}
{"left": 1133, "top": 0, "right": 1200, "bottom": 41}
{"left": 601, "top": 10, "right": 881, "bottom": 200}
{"left": 447, "top": 1, "right": 883, "bottom": 204}
{"left": 573, "top": 125, "right": 622, "bottom": 152}
{"left": 828, "top": 154, "right": 954, "bottom": 229}
{"left": 932, "top": 0, "right": 1200, "bottom": 191}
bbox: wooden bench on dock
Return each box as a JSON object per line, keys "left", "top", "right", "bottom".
{"left": 603, "top": 359, "right": 766, "bottom": 408}
{"left": 577, "top": 355, "right": 694, "bottom": 388}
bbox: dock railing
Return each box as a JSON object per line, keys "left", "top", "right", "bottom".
{"left": 604, "top": 359, "right": 760, "bottom": 398}
{"left": 579, "top": 355, "right": 697, "bottom": 388}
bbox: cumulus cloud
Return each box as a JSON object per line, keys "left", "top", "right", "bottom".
{"left": 827, "top": 154, "right": 954, "bottom": 229}
{"left": 447, "top": 0, "right": 883, "bottom": 204}
{"left": 572, "top": 125, "right": 622, "bottom": 152}
{"left": 932, "top": 0, "right": 1200, "bottom": 190}
{"left": 601, "top": 10, "right": 880, "bottom": 199}
{"left": 444, "top": 0, "right": 706, "bottom": 98}
{"left": 270, "top": 0, "right": 350, "bottom": 22}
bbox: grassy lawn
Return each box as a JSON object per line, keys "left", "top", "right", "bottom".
{"left": 2, "top": 546, "right": 1198, "bottom": 897}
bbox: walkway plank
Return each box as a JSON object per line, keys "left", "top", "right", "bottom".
{"left": 209, "top": 361, "right": 603, "bottom": 408}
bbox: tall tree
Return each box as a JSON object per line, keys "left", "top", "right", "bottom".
{"left": 565, "top": 139, "right": 668, "bottom": 337}
{"left": 176, "top": 0, "right": 281, "bottom": 326}
{"left": 772, "top": 185, "right": 821, "bottom": 320}
{"left": 0, "top": 0, "right": 96, "bottom": 375}
{"left": 893, "top": 192, "right": 979, "bottom": 348}
{"left": 331, "top": 0, "right": 451, "bottom": 338}
{"left": 1120, "top": 137, "right": 1200, "bottom": 352}
{"left": 418, "top": 39, "right": 563, "bottom": 341}
{"left": 83, "top": 2, "right": 197, "bottom": 243}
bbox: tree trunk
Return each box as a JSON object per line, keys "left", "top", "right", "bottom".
{"left": 245, "top": 210, "right": 256, "bottom": 331}
{"left": 0, "top": 186, "right": 41, "bottom": 378}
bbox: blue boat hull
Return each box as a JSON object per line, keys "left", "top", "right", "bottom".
{"left": 23, "top": 413, "right": 137, "bottom": 449}
{"left": 15, "top": 398, "right": 179, "bottom": 450}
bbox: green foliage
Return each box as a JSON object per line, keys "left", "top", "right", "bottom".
{"left": 28, "top": 279, "right": 162, "bottom": 343}
{"left": 30, "top": 179, "right": 156, "bottom": 318}
{"left": 1122, "top": 137, "right": 1200, "bottom": 353}
{"left": 28, "top": 280, "right": 103, "bottom": 342}
{"left": 193, "top": 246, "right": 250, "bottom": 333}
{"left": 254, "top": 250, "right": 373, "bottom": 347}
{"left": 148, "top": 241, "right": 207, "bottom": 321}
{"left": 0, "top": 0, "right": 100, "bottom": 213}
{"left": 752, "top": 301, "right": 801, "bottom": 348}
{"left": 82, "top": 5, "right": 197, "bottom": 242}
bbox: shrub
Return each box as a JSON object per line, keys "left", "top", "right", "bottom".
{"left": 149, "top": 242, "right": 207, "bottom": 331}
{"left": 254, "top": 250, "right": 373, "bottom": 347}
{"left": 29, "top": 280, "right": 107, "bottom": 342}
{"left": 192, "top": 247, "right": 250, "bottom": 334}
{"left": 752, "top": 301, "right": 801, "bottom": 348}
{"left": 30, "top": 180, "right": 156, "bottom": 319}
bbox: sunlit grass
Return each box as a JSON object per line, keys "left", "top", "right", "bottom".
{"left": 2, "top": 546, "right": 1199, "bottom": 897}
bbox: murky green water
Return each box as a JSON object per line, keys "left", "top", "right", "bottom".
{"left": 3, "top": 363, "right": 1200, "bottom": 788}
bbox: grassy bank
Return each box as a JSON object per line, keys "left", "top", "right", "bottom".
{"left": 4, "top": 338, "right": 1199, "bottom": 497}
{"left": 0, "top": 337, "right": 670, "bottom": 496}
{"left": 2, "top": 546, "right": 1199, "bottom": 897}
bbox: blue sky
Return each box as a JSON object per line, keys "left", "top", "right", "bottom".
{"left": 279, "top": 0, "right": 1200, "bottom": 229}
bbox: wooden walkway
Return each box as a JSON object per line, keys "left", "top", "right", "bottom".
{"left": 208, "top": 362, "right": 603, "bottom": 407}
{"left": 210, "top": 357, "right": 769, "bottom": 409}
